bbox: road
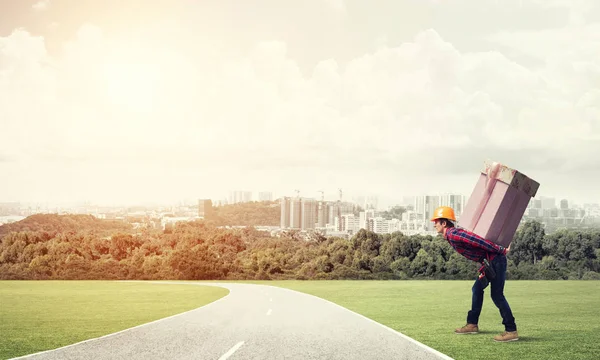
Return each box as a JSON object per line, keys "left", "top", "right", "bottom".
{"left": 14, "top": 282, "right": 453, "bottom": 360}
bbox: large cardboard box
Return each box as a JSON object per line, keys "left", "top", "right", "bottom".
{"left": 458, "top": 160, "right": 540, "bottom": 247}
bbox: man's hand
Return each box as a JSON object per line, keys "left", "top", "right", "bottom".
{"left": 500, "top": 244, "right": 511, "bottom": 256}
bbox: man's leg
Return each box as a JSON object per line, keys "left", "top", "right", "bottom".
{"left": 456, "top": 272, "right": 487, "bottom": 334}
{"left": 490, "top": 254, "right": 518, "bottom": 341}
{"left": 467, "top": 272, "right": 487, "bottom": 324}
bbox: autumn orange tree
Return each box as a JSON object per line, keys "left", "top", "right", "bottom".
{"left": 1, "top": 212, "right": 599, "bottom": 281}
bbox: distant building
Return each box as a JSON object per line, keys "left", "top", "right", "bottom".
{"left": 229, "top": 191, "right": 252, "bottom": 204}
{"left": 560, "top": 199, "right": 569, "bottom": 209}
{"left": 280, "top": 197, "right": 291, "bottom": 228}
{"left": 198, "top": 199, "right": 213, "bottom": 219}
{"left": 341, "top": 214, "right": 359, "bottom": 233}
{"left": 414, "top": 195, "right": 441, "bottom": 231}
{"left": 317, "top": 200, "right": 329, "bottom": 228}
{"left": 301, "top": 198, "right": 318, "bottom": 230}
{"left": 289, "top": 198, "right": 302, "bottom": 229}
{"left": 441, "top": 194, "right": 466, "bottom": 218}
{"left": 364, "top": 196, "right": 378, "bottom": 210}
{"left": 541, "top": 196, "right": 556, "bottom": 209}
{"left": 372, "top": 217, "right": 389, "bottom": 233}
{"left": 414, "top": 194, "right": 466, "bottom": 231}
{"left": 280, "top": 195, "right": 357, "bottom": 231}
{"left": 352, "top": 195, "right": 379, "bottom": 211}
{"left": 359, "top": 209, "right": 375, "bottom": 230}
{"left": 258, "top": 192, "right": 273, "bottom": 201}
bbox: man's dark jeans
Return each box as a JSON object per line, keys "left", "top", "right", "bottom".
{"left": 467, "top": 254, "right": 517, "bottom": 332}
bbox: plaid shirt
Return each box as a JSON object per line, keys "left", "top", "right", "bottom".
{"left": 444, "top": 227, "right": 507, "bottom": 263}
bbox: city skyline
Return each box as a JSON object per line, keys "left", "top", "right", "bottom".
{"left": 1, "top": 181, "right": 597, "bottom": 209}
{"left": 3, "top": 187, "right": 598, "bottom": 234}
{"left": 1, "top": 1, "right": 599, "bottom": 207}
{"left": 2, "top": 189, "right": 596, "bottom": 210}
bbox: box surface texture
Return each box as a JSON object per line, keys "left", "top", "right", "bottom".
{"left": 458, "top": 160, "right": 540, "bottom": 247}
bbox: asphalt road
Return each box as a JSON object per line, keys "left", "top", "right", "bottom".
{"left": 14, "top": 282, "right": 453, "bottom": 360}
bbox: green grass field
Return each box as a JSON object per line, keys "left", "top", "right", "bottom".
{"left": 2, "top": 280, "right": 599, "bottom": 360}
{"left": 266, "top": 280, "right": 600, "bottom": 360}
{"left": 0, "top": 281, "right": 228, "bottom": 360}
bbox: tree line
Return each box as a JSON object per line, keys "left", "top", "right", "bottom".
{"left": 1, "top": 213, "right": 599, "bottom": 281}
{"left": 209, "top": 201, "right": 281, "bottom": 227}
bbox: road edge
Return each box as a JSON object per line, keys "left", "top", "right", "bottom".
{"left": 9, "top": 281, "right": 230, "bottom": 360}
{"left": 262, "top": 284, "right": 455, "bottom": 360}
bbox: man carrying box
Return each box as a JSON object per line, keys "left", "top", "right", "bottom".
{"left": 432, "top": 206, "right": 519, "bottom": 342}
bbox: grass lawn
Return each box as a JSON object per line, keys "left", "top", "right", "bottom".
{"left": 0, "top": 281, "right": 228, "bottom": 360}
{"left": 263, "top": 280, "right": 600, "bottom": 360}
{"left": 2, "top": 280, "right": 598, "bottom": 360}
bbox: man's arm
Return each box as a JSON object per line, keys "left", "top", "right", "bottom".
{"left": 453, "top": 229, "right": 507, "bottom": 255}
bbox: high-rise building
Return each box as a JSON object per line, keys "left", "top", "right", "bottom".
{"left": 541, "top": 196, "right": 556, "bottom": 209}
{"left": 341, "top": 214, "right": 359, "bottom": 233}
{"left": 317, "top": 201, "right": 329, "bottom": 228}
{"left": 280, "top": 193, "right": 363, "bottom": 231}
{"left": 560, "top": 199, "right": 569, "bottom": 209}
{"left": 328, "top": 203, "right": 340, "bottom": 227}
{"left": 441, "top": 194, "right": 466, "bottom": 218}
{"left": 301, "top": 198, "right": 318, "bottom": 230}
{"left": 359, "top": 209, "right": 375, "bottom": 230}
{"left": 402, "top": 211, "right": 419, "bottom": 221}
{"left": 289, "top": 198, "right": 302, "bottom": 229}
{"left": 258, "top": 192, "right": 273, "bottom": 201}
{"left": 353, "top": 195, "right": 379, "bottom": 211}
{"left": 372, "top": 217, "right": 389, "bottom": 233}
{"left": 388, "top": 218, "right": 401, "bottom": 233}
{"left": 280, "top": 197, "right": 291, "bottom": 228}
{"left": 527, "top": 208, "right": 541, "bottom": 217}
{"left": 198, "top": 199, "right": 213, "bottom": 219}
{"left": 366, "top": 218, "right": 375, "bottom": 232}
{"left": 327, "top": 202, "right": 354, "bottom": 228}
{"left": 230, "top": 191, "right": 252, "bottom": 204}
{"left": 280, "top": 196, "right": 319, "bottom": 230}
{"left": 415, "top": 195, "right": 441, "bottom": 230}
{"left": 415, "top": 194, "right": 466, "bottom": 231}
{"left": 365, "top": 196, "right": 378, "bottom": 210}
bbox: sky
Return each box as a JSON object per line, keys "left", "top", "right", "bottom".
{"left": 1, "top": 0, "right": 599, "bottom": 207}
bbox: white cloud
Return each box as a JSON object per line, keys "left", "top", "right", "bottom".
{"left": 0, "top": 20, "right": 599, "bottom": 204}
{"left": 32, "top": 0, "right": 50, "bottom": 11}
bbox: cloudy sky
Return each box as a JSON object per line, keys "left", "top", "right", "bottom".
{"left": 1, "top": 0, "right": 599, "bottom": 207}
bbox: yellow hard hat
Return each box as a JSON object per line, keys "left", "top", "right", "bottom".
{"left": 431, "top": 206, "right": 456, "bottom": 222}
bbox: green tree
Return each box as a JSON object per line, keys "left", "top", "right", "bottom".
{"left": 512, "top": 220, "right": 545, "bottom": 265}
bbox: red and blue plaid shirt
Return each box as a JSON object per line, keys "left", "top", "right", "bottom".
{"left": 444, "top": 227, "right": 507, "bottom": 263}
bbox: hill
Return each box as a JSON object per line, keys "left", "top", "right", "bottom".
{"left": 0, "top": 214, "right": 132, "bottom": 238}
{"left": 210, "top": 201, "right": 280, "bottom": 226}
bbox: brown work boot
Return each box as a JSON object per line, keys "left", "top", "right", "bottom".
{"left": 494, "top": 331, "right": 519, "bottom": 342}
{"left": 455, "top": 323, "right": 479, "bottom": 334}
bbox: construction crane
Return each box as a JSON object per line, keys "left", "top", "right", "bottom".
{"left": 338, "top": 188, "right": 342, "bottom": 202}
{"left": 294, "top": 189, "right": 300, "bottom": 198}
{"left": 318, "top": 190, "right": 324, "bottom": 201}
